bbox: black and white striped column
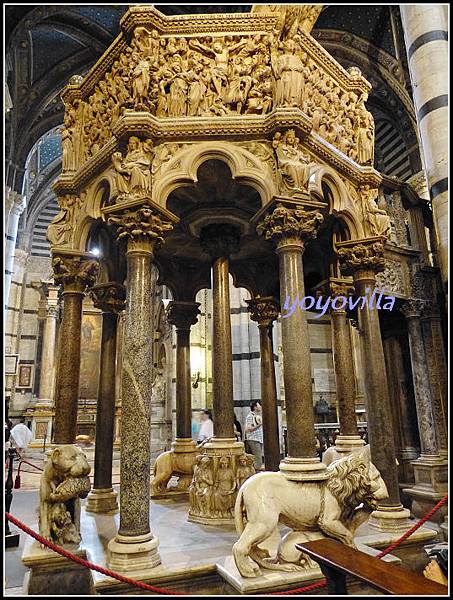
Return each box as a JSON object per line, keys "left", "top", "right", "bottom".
{"left": 400, "top": 5, "right": 448, "bottom": 285}
{"left": 4, "top": 187, "right": 25, "bottom": 314}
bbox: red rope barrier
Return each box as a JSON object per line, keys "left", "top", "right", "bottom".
{"left": 5, "top": 493, "right": 448, "bottom": 596}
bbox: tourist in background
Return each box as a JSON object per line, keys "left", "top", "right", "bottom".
{"left": 245, "top": 401, "right": 263, "bottom": 469}
{"left": 197, "top": 409, "right": 214, "bottom": 444}
{"left": 9, "top": 417, "right": 33, "bottom": 458}
{"left": 234, "top": 413, "right": 243, "bottom": 441}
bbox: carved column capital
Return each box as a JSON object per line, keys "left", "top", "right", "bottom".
{"left": 256, "top": 202, "right": 324, "bottom": 250}
{"left": 245, "top": 296, "right": 279, "bottom": 328}
{"left": 199, "top": 223, "right": 241, "bottom": 258}
{"left": 336, "top": 238, "right": 386, "bottom": 279}
{"left": 326, "top": 278, "right": 355, "bottom": 298}
{"left": 107, "top": 205, "right": 174, "bottom": 253}
{"left": 166, "top": 301, "right": 200, "bottom": 330}
{"left": 52, "top": 254, "right": 99, "bottom": 293}
{"left": 90, "top": 283, "right": 126, "bottom": 314}
{"left": 401, "top": 298, "right": 427, "bottom": 319}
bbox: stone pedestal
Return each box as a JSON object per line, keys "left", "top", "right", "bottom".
{"left": 403, "top": 456, "right": 448, "bottom": 522}
{"left": 22, "top": 538, "right": 94, "bottom": 595}
{"left": 188, "top": 438, "right": 249, "bottom": 525}
{"left": 86, "top": 488, "right": 119, "bottom": 514}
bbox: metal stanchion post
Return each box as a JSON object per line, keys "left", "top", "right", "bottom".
{"left": 5, "top": 447, "right": 20, "bottom": 548}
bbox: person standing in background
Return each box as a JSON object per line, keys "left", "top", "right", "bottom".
{"left": 197, "top": 409, "right": 214, "bottom": 444}
{"left": 245, "top": 401, "right": 263, "bottom": 469}
{"left": 234, "top": 413, "right": 243, "bottom": 441}
{"left": 9, "top": 417, "right": 33, "bottom": 458}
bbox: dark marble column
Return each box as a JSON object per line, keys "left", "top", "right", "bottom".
{"left": 166, "top": 301, "right": 200, "bottom": 440}
{"left": 200, "top": 224, "right": 239, "bottom": 440}
{"left": 86, "top": 283, "right": 125, "bottom": 514}
{"left": 336, "top": 239, "right": 403, "bottom": 513}
{"left": 246, "top": 296, "right": 280, "bottom": 471}
{"left": 106, "top": 204, "right": 174, "bottom": 571}
{"left": 401, "top": 300, "right": 440, "bottom": 458}
{"left": 257, "top": 200, "right": 328, "bottom": 482}
{"left": 51, "top": 254, "right": 99, "bottom": 444}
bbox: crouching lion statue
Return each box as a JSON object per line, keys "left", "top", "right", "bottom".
{"left": 39, "top": 445, "right": 91, "bottom": 545}
{"left": 152, "top": 448, "right": 198, "bottom": 496}
{"left": 232, "top": 451, "right": 388, "bottom": 578}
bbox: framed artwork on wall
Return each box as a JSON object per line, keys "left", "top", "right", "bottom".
{"left": 5, "top": 354, "right": 19, "bottom": 375}
{"left": 16, "top": 364, "right": 34, "bottom": 389}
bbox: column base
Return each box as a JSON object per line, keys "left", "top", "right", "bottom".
{"left": 86, "top": 488, "right": 119, "bottom": 514}
{"left": 22, "top": 538, "right": 94, "bottom": 595}
{"left": 279, "top": 457, "right": 328, "bottom": 482}
{"left": 107, "top": 532, "right": 160, "bottom": 574}
{"left": 188, "top": 438, "right": 252, "bottom": 525}
{"left": 334, "top": 435, "right": 366, "bottom": 452}
{"left": 367, "top": 504, "right": 412, "bottom": 533}
{"left": 402, "top": 455, "right": 448, "bottom": 522}
{"left": 151, "top": 438, "right": 198, "bottom": 498}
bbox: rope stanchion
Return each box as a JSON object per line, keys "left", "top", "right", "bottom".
{"left": 6, "top": 493, "right": 448, "bottom": 596}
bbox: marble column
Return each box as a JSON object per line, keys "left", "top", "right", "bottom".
{"left": 257, "top": 199, "right": 328, "bottom": 482}
{"left": 4, "top": 187, "right": 26, "bottom": 315}
{"left": 105, "top": 203, "right": 175, "bottom": 572}
{"left": 86, "top": 283, "right": 125, "bottom": 514}
{"left": 189, "top": 224, "right": 248, "bottom": 525}
{"left": 336, "top": 238, "right": 411, "bottom": 530}
{"left": 151, "top": 300, "right": 200, "bottom": 495}
{"left": 37, "top": 283, "right": 59, "bottom": 406}
{"left": 401, "top": 299, "right": 448, "bottom": 521}
{"left": 400, "top": 5, "right": 448, "bottom": 285}
{"left": 421, "top": 304, "right": 448, "bottom": 458}
{"left": 246, "top": 296, "right": 281, "bottom": 471}
{"left": 328, "top": 279, "right": 365, "bottom": 455}
{"left": 52, "top": 254, "right": 99, "bottom": 444}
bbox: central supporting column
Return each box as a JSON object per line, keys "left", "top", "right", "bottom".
{"left": 336, "top": 239, "right": 411, "bottom": 531}
{"left": 401, "top": 299, "right": 448, "bottom": 523}
{"left": 52, "top": 253, "right": 99, "bottom": 444}
{"left": 106, "top": 203, "right": 175, "bottom": 573}
{"left": 257, "top": 199, "right": 328, "bottom": 482}
{"left": 151, "top": 301, "right": 200, "bottom": 497}
{"left": 86, "top": 283, "right": 125, "bottom": 514}
{"left": 246, "top": 296, "right": 281, "bottom": 471}
{"left": 188, "top": 224, "right": 252, "bottom": 525}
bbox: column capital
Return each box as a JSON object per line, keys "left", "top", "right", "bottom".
{"left": 335, "top": 237, "right": 386, "bottom": 278}
{"left": 315, "top": 277, "right": 355, "bottom": 299}
{"left": 52, "top": 253, "right": 99, "bottom": 293}
{"left": 166, "top": 301, "right": 200, "bottom": 330}
{"left": 401, "top": 298, "right": 427, "bottom": 319}
{"left": 256, "top": 200, "right": 324, "bottom": 249}
{"left": 245, "top": 296, "right": 279, "bottom": 328}
{"left": 104, "top": 201, "right": 176, "bottom": 254}
{"left": 90, "top": 282, "right": 126, "bottom": 314}
{"left": 199, "top": 223, "right": 240, "bottom": 258}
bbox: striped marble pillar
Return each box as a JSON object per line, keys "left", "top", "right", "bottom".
{"left": 400, "top": 5, "right": 448, "bottom": 286}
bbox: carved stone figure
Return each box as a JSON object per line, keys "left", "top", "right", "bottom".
{"left": 39, "top": 445, "right": 91, "bottom": 545}
{"left": 47, "top": 196, "right": 79, "bottom": 247}
{"left": 189, "top": 455, "right": 214, "bottom": 516}
{"left": 236, "top": 454, "right": 255, "bottom": 490}
{"left": 112, "top": 136, "right": 153, "bottom": 196}
{"left": 274, "top": 129, "right": 311, "bottom": 194}
{"left": 213, "top": 456, "right": 236, "bottom": 519}
{"left": 232, "top": 451, "right": 388, "bottom": 577}
{"left": 131, "top": 53, "right": 151, "bottom": 107}
{"left": 271, "top": 39, "right": 305, "bottom": 107}
{"left": 152, "top": 449, "right": 197, "bottom": 495}
{"left": 361, "top": 185, "right": 391, "bottom": 237}
{"left": 61, "top": 117, "right": 75, "bottom": 172}
{"left": 355, "top": 108, "right": 374, "bottom": 165}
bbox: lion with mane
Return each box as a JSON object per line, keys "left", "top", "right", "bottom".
{"left": 232, "top": 451, "right": 388, "bottom": 578}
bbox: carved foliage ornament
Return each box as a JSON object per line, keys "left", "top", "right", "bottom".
{"left": 401, "top": 298, "right": 426, "bottom": 319}
{"left": 90, "top": 283, "right": 126, "bottom": 314}
{"left": 52, "top": 256, "right": 99, "bottom": 290}
{"left": 246, "top": 296, "right": 279, "bottom": 327}
{"left": 257, "top": 203, "right": 324, "bottom": 244}
{"left": 336, "top": 241, "right": 385, "bottom": 276}
{"left": 107, "top": 207, "right": 173, "bottom": 248}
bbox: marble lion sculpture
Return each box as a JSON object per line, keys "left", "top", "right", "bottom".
{"left": 152, "top": 449, "right": 198, "bottom": 495}
{"left": 232, "top": 451, "right": 388, "bottom": 578}
{"left": 39, "top": 445, "right": 91, "bottom": 545}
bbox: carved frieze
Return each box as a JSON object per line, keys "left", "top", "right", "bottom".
{"left": 375, "top": 260, "right": 408, "bottom": 296}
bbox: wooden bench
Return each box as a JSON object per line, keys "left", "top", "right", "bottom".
{"left": 296, "top": 539, "right": 448, "bottom": 595}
